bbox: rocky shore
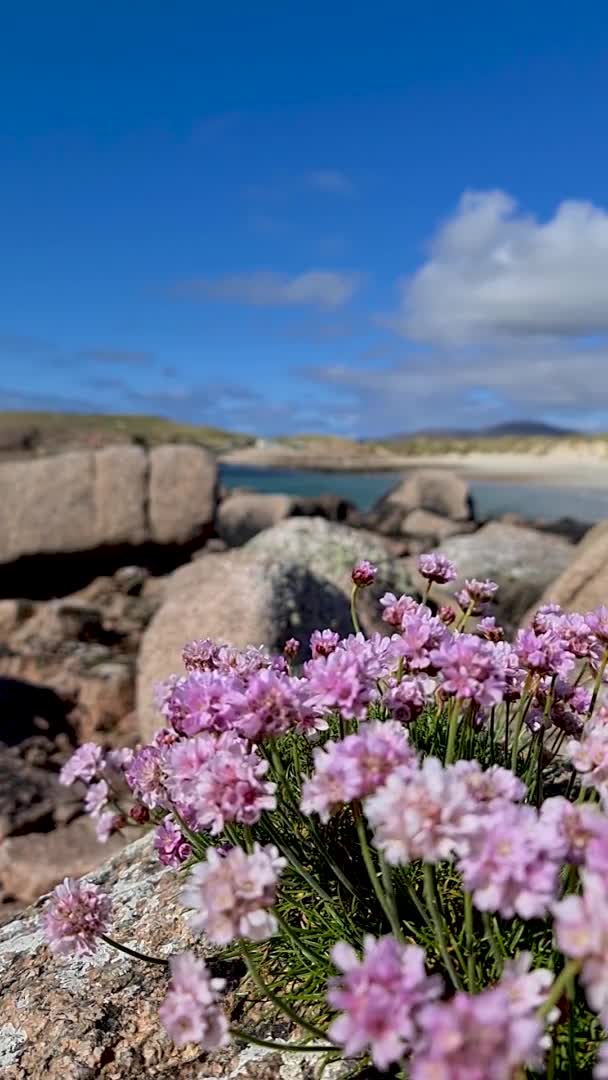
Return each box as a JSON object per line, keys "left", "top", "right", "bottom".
{"left": 1, "top": 443, "right": 607, "bottom": 927}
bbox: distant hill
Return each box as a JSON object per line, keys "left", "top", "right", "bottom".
{"left": 0, "top": 410, "right": 254, "bottom": 458}
{"left": 380, "top": 420, "right": 577, "bottom": 442}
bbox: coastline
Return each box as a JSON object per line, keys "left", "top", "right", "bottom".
{"left": 219, "top": 446, "right": 608, "bottom": 489}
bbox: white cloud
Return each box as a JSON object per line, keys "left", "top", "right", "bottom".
{"left": 394, "top": 190, "right": 608, "bottom": 344}
{"left": 174, "top": 270, "right": 362, "bottom": 310}
{"left": 306, "top": 169, "right": 354, "bottom": 194}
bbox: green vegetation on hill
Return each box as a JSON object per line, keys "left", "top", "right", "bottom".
{"left": 0, "top": 411, "right": 254, "bottom": 456}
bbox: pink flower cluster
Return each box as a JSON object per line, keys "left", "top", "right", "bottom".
{"left": 159, "top": 952, "right": 228, "bottom": 1048}
{"left": 43, "top": 876, "right": 112, "bottom": 956}
{"left": 154, "top": 816, "right": 192, "bottom": 867}
{"left": 411, "top": 957, "right": 551, "bottom": 1079}
{"left": 165, "top": 731, "right": 276, "bottom": 834}
{"left": 60, "top": 742, "right": 133, "bottom": 842}
{"left": 181, "top": 843, "right": 285, "bottom": 944}
{"left": 301, "top": 721, "right": 417, "bottom": 822}
{"left": 554, "top": 871, "right": 608, "bottom": 1024}
{"left": 417, "top": 552, "right": 457, "bottom": 585}
{"left": 328, "top": 935, "right": 442, "bottom": 1069}
{"left": 432, "top": 632, "right": 507, "bottom": 707}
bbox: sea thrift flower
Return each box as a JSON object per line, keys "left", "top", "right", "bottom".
{"left": 59, "top": 743, "right": 104, "bottom": 786}
{"left": 554, "top": 871, "right": 608, "bottom": 1023}
{"left": 234, "top": 669, "right": 312, "bottom": 740}
{"left": 411, "top": 979, "right": 549, "bottom": 1079}
{"left": 477, "top": 615, "right": 505, "bottom": 641}
{"left": 452, "top": 760, "right": 526, "bottom": 810}
{"left": 417, "top": 552, "right": 457, "bottom": 584}
{"left": 181, "top": 843, "right": 285, "bottom": 944}
{"left": 84, "top": 779, "right": 109, "bottom": 818}
{"left": 380, "top": 592, "right": 420, "bottom": 629}
{"left": 162, "top": 670, "right": 246, "bottom": 737}
{"left": 154, "top": 816, "right": 192, "bottom": 867}
{"left": 566, "top": 714, "right": 608, "bottom": 800}
{"left": 515, "top": 627, "right": 575, "bottom": 678}
{"left": 327, "top": 936, "right": 442, "bottom": 1070}
{"left": 160, "top": 952, "right": 228, "bottom": 1048}
{"left": 456, "top": 578, "right": 498, "bottom": 614}
{"left": 95, "top": 811, "right": 124, "bottom": 843}
{"left": 182, "top": 638, "right": 221, "bottom": 672}
{"left": 457, "top": 803, "right": 561, "bottom": 919}
{"left": 129, "top": 803, "right": 150, "bottom": 825}
{"left": 301, "top": 721, "right": 417, "bottom": 822}
{"left": 165, "top": 731, "right": 276, "bottom": 834}
{"left": 283, "top": 637, "right": 299, "bottom": 660}
{"left": 532, "top": 602, "right": 562, "bottom": 633}
{"left": 432, "top": 633, "right": 507, "bottom": 707}
{"left": 438, "top": 603, "right": 456, "bottom": 626}
{"left": 587, "top": 606, "right": 608, "bottom": 645}
{"left": 310, "top": 628, "right": 340, "bottom": 658}
{"left": 540, "top": 796, "right": 608, "bottom": 868}
{"left": 382, "top": 677, "right": 430, "bottom": 725}
{"left": 126, "top": 745, "right": 169, "bottom": 810}
{"left": 352, "top": 559, "right": 378, "bottom": 587}
{"left": 365, "top": 757, "right": 476, "bottom": 866}
{"left": 393, "top": 608, "right": 447, "bottom": 672}
{"left": 305, "top": 647, "right": 373, "bottom": 721}
{"left": 43, "top": 877, "right": 111, "bottom": 956}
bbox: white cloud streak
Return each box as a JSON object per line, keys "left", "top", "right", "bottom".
{"left": 174, "top": 270, "right": 362, "bottom": 310}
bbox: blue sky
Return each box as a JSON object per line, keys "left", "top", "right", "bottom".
{"left": 2, "top": 2, "right": 608, "bottom": 436}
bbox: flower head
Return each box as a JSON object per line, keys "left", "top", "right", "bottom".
{"left": 304, "top": 647, "right": 374, "bottom": 721}
{"left": 125, "top": 745, "right": 169, "bottom": 810}
{"left": 43, "top": 877, "right": 111, "bottom": 956}
{"left": 553, "top": 871, "right": 608, "bottom": 1023}
{"left": 352, "top": 560, "right": 378, "bottom": 587}
{"left": 283, "top": 637, "right": 299, "bottom": 660}
{"left": 382, "top": 677, "right": 430, "bottom": 726}
{"left": 160, "top": 952, "right": 229, "bottom": 1048}
{"left": 515, "top": 627, "right": 575, "bottom": 678}
{"left": 161, "top": 670, "right": 246, "bottom": 737}
{"left": 181, "top": 843, "right": 285, "bottom": 945}
{"left": 432, "top": 633, "right": 507, "bottom": 708}
{"left": 365, "top": 758, "right": 477, "bottom": 866}
{"left": 154, "top": 816, "right": 192, "bottom": 867}
{"left": 417, "top": 552, "right": 458, "bottom": 585}
{"left": 301, "top": 721, "right": 417, "bottom": 822}
{"left": 456, "top": 578, "right": 499, "bottom": 615}
{"left": 59, "top": 743, "right": 104, "bottom": 786}
{"left": 327, "top": 935, "right": 442, "bottom": 1070}
{"left": 309, "top": 628, "right": 341, "bottom": 658}
{"left": 380, "top": 592, "right": 420, "bottom": 629}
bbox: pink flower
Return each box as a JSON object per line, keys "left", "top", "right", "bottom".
{"left": 94, "top": 810, "right": 123, "bottom": 843}
{"left": 84, "top": 779, "right": 109, "bottom": 818}
{"left": 165, "top": 731, "right": 276, "bottom": 835}
{"left": 380, "top": 592, "right": 420, "bottom": 629}
{"left": 162, "top": 670, "right": 246, "bottom": 737}
{"left": 154, "top": 816, "right": 192, "bottom": 867}
{"left": 477, "top": 615, "right": 505, "bottom": 642}
{"left": 456, "top": 578, "right": 499, "bottom": 615}
{"left": 327, "top": 935, "right": 442, "bottom": 1070}
{"left": 540, "top": 796, "right": 608, "bottom": 868}
{"left": 365, "top": 758, "right": 477, "bottom": 866}
{"left": 159, "top": 951, "right": 229, "bottom": 1048}
{"left": 43, "top": 877, "right": 111, "bottom": 956}
{"left": 234, "top": 669, "right": 314, "bottom": 740}
{"left": 352, "top": 560, "right": 378, "bottom": 587}
{"left": 554, "top": 871, "right": 608, "bottom": 1023}
{"left": 304, "top": 647, "right": 374, "bottom": 721}
{"left": 452, "top": 760, "right": 526, "bottom": 809}
{"left": 283, "top": 637, "right": 300, "bottom": 660}
{"left": 382, "top": 677, "right": 430, "bottom": 725}
{"left": 457, "top": 803, "right": 561, "bottom": 919}
{"left": 393, "top": 608, "right": 447, "bottom": 672}
{"left": 125, "top": 745, "right": 170, "bottom": 810}
{"left": 310, "top": 628, "right": 341, "bottom": 658}
{"left": 432, "top": 633, "right": 507, "bottom": 707}
{"left": 417, "top": 552, "right": 458, "bottom": 585}
{"left": 301, "top": 721, "right": 417, "bottom": 822}
{"left": 566, "top": 714, "right": 608, "bottom": 801}
{"left": 182, "top": 638, "right": 222, "bottom": 672}
{"left": 587, "top": 606, "right": 608, "bottom": 646}
{"left": 181, "top": 843, "right": 285, "bottom": 944}
{"left": 411, "top": 976, "right": 549, "bottom": 1079}
{"left": 59, "top": 743, "right": 104, "bottom": 786}
{"left": 515, "top": 627, "right": 575, "bottom": 678}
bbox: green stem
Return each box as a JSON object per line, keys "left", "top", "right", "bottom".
{"left": 590, "top": 647, "right": 608, "bottom": 715}
{"left": 241, "top": 940, "right": 329, "bottom": 1042}
{"left": 422, "top": 865, "right": 462, "bottom": 989}
{"left": 482, "top": 912, "right": 503, "bottom": 973}
{"left": 380, "top": 854, "right": 405, "bottom": 943}
{"left": 100, "top": 933, "right": 168, "bottom": 966}
{"left": 445, "top": 698, "right": 460, "bottom": 765}
{"left": 540, "top": 959, "right": 581, "bottom": 1018}
{"left": 354, "top": 807, "right": 403, "bottom": 938}
{"left": 511, "top": 673, "right": 534, "bottom": 771}
{"left": 350, "top": 584, "right": 362, "bottom": 635}
{"left": 464, "top": 891, "right": 476, "bottom": 992}
{"left": 275, "top": 911, "right": 327, "bottom": 966}
{"left": 229, "top": 1027, "right": 332, "bottom": 1053}
{"left": 263, "top": 818, "right": 335, "bottom": 908}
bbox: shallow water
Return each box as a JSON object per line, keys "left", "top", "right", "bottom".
{"left": 220, "top": 464, "right": 608, "bottom": 523}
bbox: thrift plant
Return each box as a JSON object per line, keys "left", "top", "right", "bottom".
{"left": 44, "top": 552, "right": 608, "bottom": 1076}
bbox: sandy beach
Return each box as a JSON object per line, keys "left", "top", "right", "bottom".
{"left": 219, "top": 443, "right": 608, "bottom": 489}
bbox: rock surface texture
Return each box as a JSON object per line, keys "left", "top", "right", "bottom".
{"left": 0, "top": 836, "right": 346, "bottom": 1079}
{"left": 528, "top": 520, "right": 608, "bottom": 614}
{"left": 0, "top": 443, "right": 217, "bottom": 572}
{"left": 137, "top": 517, "right": 417, "bottom": 740}
{"left": 432, "top": 522, "right": 573, "bottom": 630}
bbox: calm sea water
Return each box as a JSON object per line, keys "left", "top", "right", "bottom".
{"left": 220, "top": 464, "right": 608, "bottom": 523}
